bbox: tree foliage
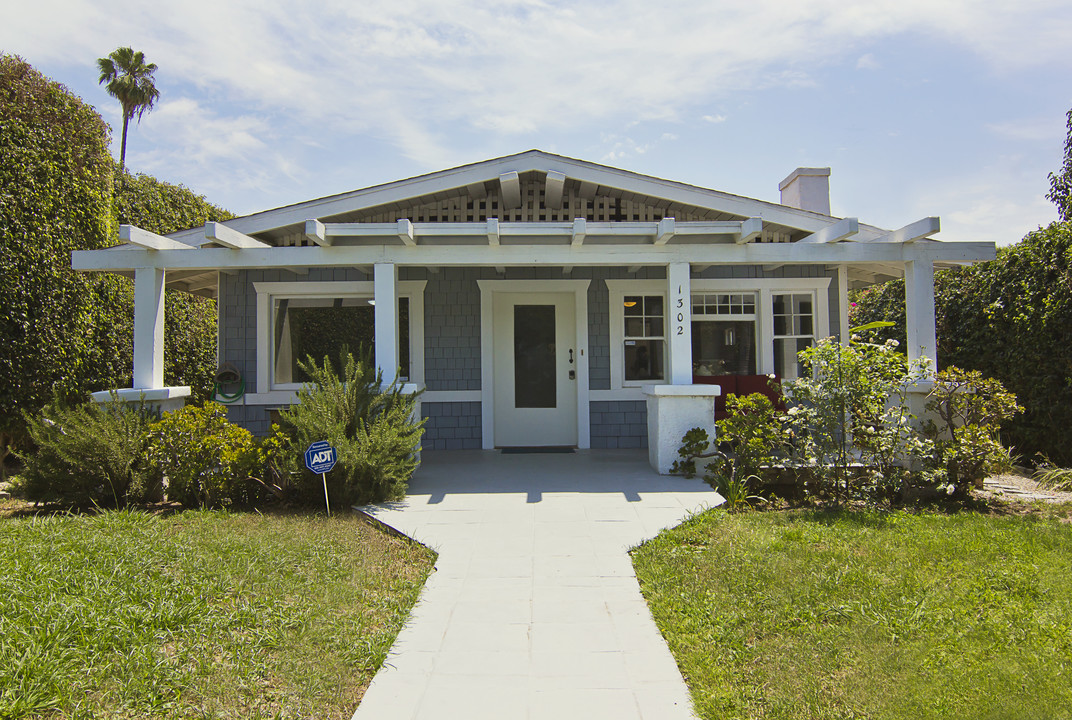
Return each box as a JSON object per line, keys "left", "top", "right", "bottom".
{"left": 96, "top": 47, "right": 159, "bottom": 171}
{"left": 851, "top": 222, "right": 1072, "bottom": 464}
{"left": 1, "top": 55, "right": 231, "bottom": 470}
{"left": 1048, "top": 106, "right": 1072, "bottom": 222}
{"left": 0, "top": 54, "right": 114, "bottom": 470}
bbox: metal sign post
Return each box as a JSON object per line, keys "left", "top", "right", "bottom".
{"left": 304, "top": 441, "right": 338, "bottom": 517}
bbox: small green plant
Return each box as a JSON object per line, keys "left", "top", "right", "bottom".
{"left": 18, "top": 395, "right": 160, "bottom": 506}
{"left": 277, "top": 350, "right": 425, "bottom": 507}
{"left": 670, "top": 427, "right": 711, "bottom": 478}
{"left": 147, "top": 402, "right": 282, "bottom": 508}
{"left": 1032, "top": 456, "right": 1072, "bottom": 491}
{"left": 924, "top": 367, "right": 1022, "bottom": 496}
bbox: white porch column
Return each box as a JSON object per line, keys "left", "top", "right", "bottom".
{"left": 904, "top": 254, "right": 938, "bottom": 374}
{"left": 838, "top": 264, "right": 850, "bottom": 345}
{"left": 667, "top": 262, "right": 693, "bottom": 384}
{"left": 374, "top": 262, "right": 399, "bottom": 385}
{"left": 133, "top": 266, "right": 166, "bottom": 389}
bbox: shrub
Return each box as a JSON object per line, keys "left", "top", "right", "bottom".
{"left": 147, "top": 402, "right": 279, "bottom": 508}
{"left": 924, "top": 367, "right": 1022, "bottom": 495}
{"left": 18, "top": 397, "right": 160, "bottom": 506}
{"left": 277, "top": 352, "right": 425, "bottom": 507}
{"left": 786, "top": 334, "right": 930, "bottom": 501}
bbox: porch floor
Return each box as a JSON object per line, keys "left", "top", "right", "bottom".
{"left": 351, "top": 449, "right": 723, "bottom": 720}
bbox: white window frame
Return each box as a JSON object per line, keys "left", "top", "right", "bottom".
{"left": 253, "top": 280, "right": 426, "bottom": 393}
{"left": 607, "top": 280, "right": 669, "bottom": 389}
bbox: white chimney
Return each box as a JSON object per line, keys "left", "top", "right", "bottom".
{"left": 779, "top": 167, "right": 831, "bottom": 215}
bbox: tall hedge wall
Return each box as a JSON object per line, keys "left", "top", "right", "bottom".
{"left": 1, "top": 55, "right": 231, "bottom": 458}
{"left": 0, "top": 55, "right": 114, "bottom": 456}
{"left": 850, "top": 221, "right": 1072, "bottom": 465}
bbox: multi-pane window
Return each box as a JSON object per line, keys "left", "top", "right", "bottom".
{"left": 691, "top": 293, "right": 757, "bottom": 376}
{"left": 773, "top": 292, "right": 814, "bottom": 379}
{"left": 623, "top": 295, "right": 665, "bottom": 382}
{"left": 272, "top": 296, "right": 410, "bottom": 385}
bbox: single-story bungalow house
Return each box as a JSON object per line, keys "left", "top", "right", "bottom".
{"left": 72, "top": 150, "right": 995, "bottom": 472}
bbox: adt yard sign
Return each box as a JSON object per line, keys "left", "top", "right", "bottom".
{"left": 305, "top": 441, "right": 337, "bottom": 474}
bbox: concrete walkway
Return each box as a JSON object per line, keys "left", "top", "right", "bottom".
{"left": 351, "top": 449, "right": 722, "bottom": 720}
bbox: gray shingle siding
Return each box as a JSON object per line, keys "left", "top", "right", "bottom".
{"left": 590, "top": 401, "right": 648, "bottom": 449}
{"left": 422, "top": 401, "right": 481, "bottom": 450}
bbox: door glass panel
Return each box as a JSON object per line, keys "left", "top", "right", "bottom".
{"left": 514, "top": 305, "right": 556, "bottom": 408}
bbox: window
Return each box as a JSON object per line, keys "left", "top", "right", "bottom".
{"left": 272, "top": 296, "right": 410, "bottom": 385}
{"left": 254, "top": 281, "right": 425, "bottom": 393}
{"left": 691, "top": 292, "right": 757, "bottom": 376}
{"left": 623, "top": 295, "right": 665, "bottom": 382}
{"left": 773, "top": 292, "right": 815, "bottom": 379}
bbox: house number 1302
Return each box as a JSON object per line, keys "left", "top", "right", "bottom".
{"left": 675, "top": 285, "right": 685, "bottom": 335}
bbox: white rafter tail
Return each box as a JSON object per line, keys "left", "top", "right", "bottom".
{"left": 499, "top": 171, "right": 522, "bottom": 209}
{"left": 798, "top": 217, "right": 859, "bottom": 244}
{"left": 467, "top": 181, "right": 488, "bottom": 199}
{"left": 397, "top": 218, "right": 416, "bottom": 246}
{"left": 426, "top": 266, "right": 440, "bottom": 274}
{"left": 693, "top": 264, "right": 712, "bottom": 273}
{"left": 627, "top": 265, "right": 641, "bottom": 273}
{"left": 578, "top": 181, "right": 598, "bottom": 200}
{"left": 763, "top": 264, "right": 785, "bottom": 272}
{"left": 545, "top": 170, "right": 566, "bottom": 210}
{"left": 486, "top": 218, "right": 500, "bottom": 246}
{"left": 738, "top": 217, "right": 764, "bottom": 244}
{"left": 494, "top": 266, "right": 506, "bottom": 274}
{"left": 284, "top": 267, "right": 309, "bottom": 276}
{"left": 304, "top": 219, "right": 331, "bottom": 247}
{"left": 874, "top": 216, "right": 940, "bottom": 243}
{"left": 120, "top": 225, "right": 193, "bottom": 251}
{"left": 204, "top": 222, "right": 270, "bottom": 249}
{"left": 654, "top": 217, "right": 676, "bottom": 246}
{"left": 561, "top": 265, "right": 573, "bottom": 275}
{"left": 571, "top": 218, "right": 587, "bottom": 247}
{"left": 185, "top": 275, "right": 219, "bottom": 292}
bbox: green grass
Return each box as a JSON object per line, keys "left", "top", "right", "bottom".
{"left": 0, "top": 508, "right": 436, "bottom": 719}
{"left": 632, "top": 506, "right": 1072, "bottom": 720}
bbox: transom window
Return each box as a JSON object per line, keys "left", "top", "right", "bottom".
{"left": 692, "top": 293, "right": 756, "bottom": 316}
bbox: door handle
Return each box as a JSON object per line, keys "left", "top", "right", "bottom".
{"left": 569, "top": 349, "right": 574, "bottom": 365}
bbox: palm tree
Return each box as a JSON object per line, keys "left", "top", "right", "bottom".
{"left": 96, "top": 47, "right": 160, "bottom": 171}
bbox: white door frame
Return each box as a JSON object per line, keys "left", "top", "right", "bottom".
{"left": 477, "top": 279, "right": 591, "bottom": 450}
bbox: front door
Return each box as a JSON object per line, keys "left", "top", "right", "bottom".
{"left": 492, "top": 292, "right": 578, "bottom": 447}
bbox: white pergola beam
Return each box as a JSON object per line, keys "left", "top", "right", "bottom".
{"left": 578, "top": 181, "right": 598, "bottom": 200}
{"left": 571, "top": 218, "right": 586, "bottom": 247}
{"left": 654, "top": 218, "right": 675, "bottom": 246}
{"left": 873, "top": 217, "right": 940, "bottom": 244}
{"left": 545, "top": 170, "right": 566, "bottom": 210}
{"left": 499, "top": 171, "right": 522, "bottom": 209}
{"left": 738, "top": 217, "right": 764, "bottom": 244}
{"left": 467, "top": 181, "right": 487, "bottom": 199}
{"left": 798, "top": 217, "right": 859, "bottom": 244}
{"left": 304, "top": 219, "right": 331, "bottom": 247}
{"left": 204, "top": 222, "right": 270, "bottom": 249}
{"left": 120, "top": 225, "right": 193, "bottom": 251}
{"left": 397, "top": 218, "right": 416, "bottom": 246}
{"left": 74, "top": 240, "right": 997, "bottom": 273}
{"left": 487, "top": 218, "right": 500, "bottom": 246}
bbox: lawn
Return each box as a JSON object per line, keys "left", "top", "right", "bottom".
{"left": 0, "top": 507, "right": 436, "bottom": 719}
{"left": 632, "top": 505, "right": 1072, "bottom": 720}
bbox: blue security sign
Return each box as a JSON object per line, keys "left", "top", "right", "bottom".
{"left": 304, "top": 441, "right": 337, "bottom": 474}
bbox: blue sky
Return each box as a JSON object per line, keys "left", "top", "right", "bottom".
{"left": 3, "top": 0, "right": 1069, "bottom": 245}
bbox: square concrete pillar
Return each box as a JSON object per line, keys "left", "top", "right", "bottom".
{"left": 643, "top": 384, "right": 721, "bottom": 474}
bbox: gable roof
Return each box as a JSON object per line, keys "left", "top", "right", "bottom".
{"left": 167, "top": 149, "right": 883, "bottom": 246}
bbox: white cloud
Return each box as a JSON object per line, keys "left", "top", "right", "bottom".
{"left": 702, "top": 114, "right": 727, "bottom": 124}
{"left": 987, "top": 117, "right": 1067, "bottom": 143}
{"left": 856, "top": 53, "right": 880, "bottom": 70}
